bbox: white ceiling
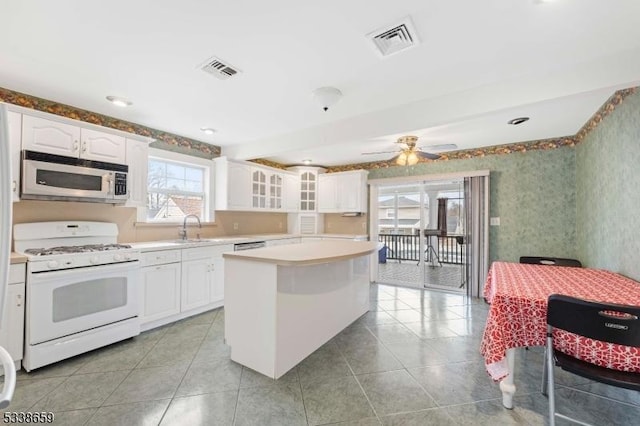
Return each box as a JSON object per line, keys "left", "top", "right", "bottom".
{"left": 2, "top": 0, "right": 640, "bottom": 166}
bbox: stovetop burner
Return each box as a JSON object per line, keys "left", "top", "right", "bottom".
{"left": 25, "top": 243, "right": 133, "bottom": 256}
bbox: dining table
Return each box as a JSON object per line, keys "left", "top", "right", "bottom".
{"left": 480, "top": 261, "right": 640, "bottom": 409}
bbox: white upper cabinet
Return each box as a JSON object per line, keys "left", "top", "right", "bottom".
{"left": 268, "top": 173, "right": 283, "bottom": 210}
{"left": 300, "top": 171, "right": 318, "bottom": 211}
{"left": 22, "top": 114, "right": 127, "bottom": 163}
{"left": 283, "top": 172, "right": 299, "bottom": 212}
{"left": 288, "top": 166, "right": 325, "bottom": 212}
{"left": 214, "top": 157, "right": 252, "bottom": 211}
{"left": 215, "top": 157, "right": 298, "bottom": 212}
{"left": 22, "top": 115, "right": 80, "bottom": 157}
{"left": 318, "top": 173, "right": 338, "bottom": 213}
{"left": 81, "top": 128, "right": 126, "bottom": 163}
{"left": 251, "top": 169, "right": 267, "bottom": 209}
{"left": 227, "top": 161, "right": 253, "bottom": 210}
{"left": 318, "top": 170, "right": 368, "bottom": 213}
{"left": 8, "top": 111, "right": 22, "bottom": 202}
{"left": 125, "top": 138, "right": 149, "bottom": 208}
{"left": 339, "top": 171, "right": 367, "bottom": 212}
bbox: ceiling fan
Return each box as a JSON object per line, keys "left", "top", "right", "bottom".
{"left": 362, "top": 136, "right": 457, "bottom": 166}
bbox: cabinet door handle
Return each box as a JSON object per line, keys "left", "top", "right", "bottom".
{"left": 16, "top": 294, "right": 22, "bottom": 307}
{"left": 73, "top": 140, "right": 79, "bottom": 152}
{"left": 81, "top": 141, "right": 87, "bottom": 153}
{"left": 11, "top": 181, "right": 16, "bottom": 193}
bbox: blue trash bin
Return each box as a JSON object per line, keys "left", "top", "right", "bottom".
{"left": 378, "top": 243, "right": 388, "bottom": 264}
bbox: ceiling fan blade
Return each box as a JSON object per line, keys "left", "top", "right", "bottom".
{"left": 416, "top": 151, "right": 441, "bottom": 160}
{"left": 361, "top": 150, "right": 398, "bottom": 155}
{"left": 423, "top": 143, "right": 457, "bottom": 152}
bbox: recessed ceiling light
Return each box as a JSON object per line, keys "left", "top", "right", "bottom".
{"left": 507, "top": 117, "right": 530, "bottom": 125}
{"left": 200, "top": 127, "right": 216, "bottom": 135}
{"left": 105, "top": 96, "right": 132, "bottom": 107}
{"left": 302, "top": 159, "right": 312, "bottom": 165}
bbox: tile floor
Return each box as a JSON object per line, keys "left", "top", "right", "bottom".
{"left": 3, "top": 283, "right": 640, "bottom": 425}
{"left": 378, "top": 261, "right": 463, "bottom": 290}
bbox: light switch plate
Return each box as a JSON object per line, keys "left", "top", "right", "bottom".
{"left": 490, "top": 217, "right": 500, "bottom": 226}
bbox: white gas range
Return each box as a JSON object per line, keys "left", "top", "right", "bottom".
{"left": 14, "top": 221, "right": 141, "bottom": 371}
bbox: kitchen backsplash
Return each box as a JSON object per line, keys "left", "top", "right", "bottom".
{"left": 324, "top": 214, "right": 368, "bottom": 235}
{"left": 12, "top": 201, "right": 289, "bottom": 245}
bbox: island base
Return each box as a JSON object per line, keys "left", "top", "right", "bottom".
{"left": 225, "top": 255, "right": 370, "bottom": 379}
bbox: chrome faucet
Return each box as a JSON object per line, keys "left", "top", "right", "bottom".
{"left": 179, "top": 214, "right": 201, "bottom": 240}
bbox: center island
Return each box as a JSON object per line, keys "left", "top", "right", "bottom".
{"left": 223, "top": 240, "right": 377, "bottom": 379}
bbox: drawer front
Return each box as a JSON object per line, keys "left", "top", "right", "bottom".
{"left": 141, "top": 249, "right": 182, "bottom": 267}
{"left": 9, "top": 263, "right": 26, "bottom": 284}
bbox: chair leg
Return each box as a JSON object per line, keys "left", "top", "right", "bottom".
{"left": 546, "top": 334, "right": 556, "bottom": 426}
{"left": 541, "top": 347, "right": 548, "bottom": 396}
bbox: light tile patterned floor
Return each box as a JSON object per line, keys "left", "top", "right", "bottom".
{"left": 378, "top": 261, "right": 464, "bottom": 290}
{"left": 3, "top": 284, "right": 639, "bottom": 425}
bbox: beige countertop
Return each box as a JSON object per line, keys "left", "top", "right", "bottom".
{"left": 10, "top": 252, "right": 28, "bottom": 264}
{"left": 129, "top": 233, "right": 368, "bottom": 252}
{"left": 223, "top": 240, "right": 377, "bottom": 266}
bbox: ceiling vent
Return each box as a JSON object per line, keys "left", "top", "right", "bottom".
{"left": 199, "top": 56, "right": 241, "bottom": 80}
{"left": 367, "top": 17, "right": 420, "bottom": 57}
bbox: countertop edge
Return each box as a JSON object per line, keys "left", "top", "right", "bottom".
{"left": 128, "top": 233, "right": 368, "bottom": 252}
{"left": 10, "top": 252, "right": 28, "bottom": 264}
{"left": 223, "top": 241, "right": 377, "bottom": 266}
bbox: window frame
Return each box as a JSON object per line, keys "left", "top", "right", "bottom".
{"left": 146, "top": 148, "right": 215, "bottom": 223}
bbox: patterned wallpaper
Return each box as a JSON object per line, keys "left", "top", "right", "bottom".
{"left": 368, "top": 148, "right": 577, "bottom": 264}
{"left": 576, "top": 90, "right": 640, "bottom": 281}
{"left": 0, "top": 87, "right": 221, "bottom": 159}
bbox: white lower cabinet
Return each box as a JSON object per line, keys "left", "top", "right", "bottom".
{"left": 140, "top": 244, "right": 232, "bottom": 330}
{"left": 211, "top": 258, "right": 225, "bottom": 303}
{"left": 0, "top": 263, "right": 26, "bottom": 371}
{"left": 181, "top": 257, "right": 212, "bottom": 312}
{"left": 140, "top": 249, "right": 181, "bottom": 324}
{"left": 141, "top": 262, "right": 181, "bottom": 324}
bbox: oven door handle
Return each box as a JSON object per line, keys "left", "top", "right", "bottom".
{"left": 29, "top": 260, "right": 140, "bottom": 282}
{"left": 0, "top": 346, "right": 16, "bottom": 408}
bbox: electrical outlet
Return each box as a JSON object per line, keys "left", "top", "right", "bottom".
{"left": 327, "top": 223, "right": 332, "bottom": 229}
{"left": 490, "top": 217, "right": 500, "bottom": 226}
{"left": 278, "top": 221, "right": 283, "bottom": 229}
{"left": 233, "top": 222, "right": 239, "bottom": 230}
{"left": 361, "top": 222, "right": 366, "bottom": 230}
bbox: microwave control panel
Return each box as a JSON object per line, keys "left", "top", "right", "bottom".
{"left": 114, "top": 172, "right": 128, "bottom": 196}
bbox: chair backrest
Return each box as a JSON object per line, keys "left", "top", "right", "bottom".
{"left": 547, "top": 294, "right": 640, "bottom": 347}
{"left": 520, "top": 256, "right": 582, "bottom": 267}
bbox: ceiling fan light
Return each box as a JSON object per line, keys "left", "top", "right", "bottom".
{"left": 395, "top": 151, "right": 408, "bottom": 166}
{"left": 406, "top": 151, "right": 419, "bottom": 165}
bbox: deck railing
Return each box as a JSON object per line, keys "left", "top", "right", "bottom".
{"left": 378, "top": 233, "right": 465, "bottom": 264}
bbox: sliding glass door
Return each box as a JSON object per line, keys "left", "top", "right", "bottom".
{"left": 374, "top": 180, "right": 463, "bottom": 291}
{"left": 376, "top": 185, "right": 425, "bottom": 288}
{"left": 371, "top": 171, "right": 489, "bottom": 294}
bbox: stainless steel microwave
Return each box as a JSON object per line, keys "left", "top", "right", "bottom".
{"left": 21, "top": 150, "right": 129, "bottom": 203}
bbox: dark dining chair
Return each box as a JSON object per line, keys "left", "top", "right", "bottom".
{"left": 543, "top": 294, "right": 640, "bottom": 426}
{"left": 519, "top": 256, "right": 582, "bottom": 268}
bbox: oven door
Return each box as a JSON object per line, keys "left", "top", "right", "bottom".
{"left": 22, "top": 158, "right": 113, "bottom": 201}
{"left": 27, "top": 261, "right": 140, "bottom": 345}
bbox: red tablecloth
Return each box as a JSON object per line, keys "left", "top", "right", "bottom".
{"left": 480, "top": 261, "right": 640, "bottom": 381}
